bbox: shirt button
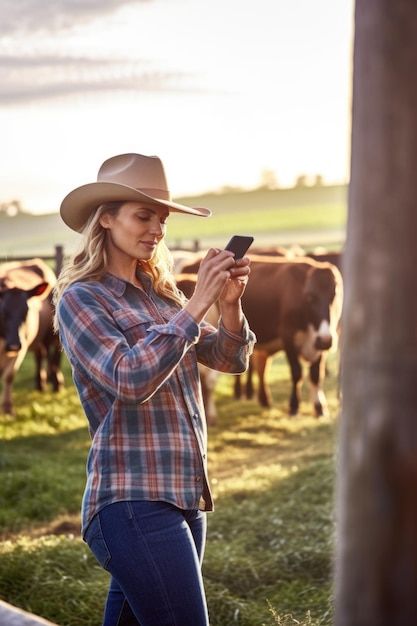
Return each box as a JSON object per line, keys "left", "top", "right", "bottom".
{"left": 196, "top": 475, "right": 201, "bottom": 482}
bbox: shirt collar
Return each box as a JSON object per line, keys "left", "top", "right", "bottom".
{"left": 101, "top": 271, "right": 153, "bottom": 298}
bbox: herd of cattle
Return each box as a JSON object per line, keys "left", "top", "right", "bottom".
{"left": 174, "top": 246, "right": 343, "bottom": 423}
{"left": 0, "top": 246, "right": 343, "bottom": 421}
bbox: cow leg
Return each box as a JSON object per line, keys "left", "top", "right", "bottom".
{"left": 245, "top": 357, "right": 255, "bottom": 400}
{"left": 233, "top": 358, "right": 254, "bottom": 400}
{"left": 253, "top": 350, "right": 272, "bottom": 407}
{"left": 234, "top": 373, "right": 242, "bottom": 400}
{"left": 0, "top": 346, "right": 17, "bottom": 415}
{"left": 1, "top": 366, "right": 16, "bottom": 416}
{"left": 47, "top": 345, "right": 64, "bottom": 392}
{"left": 199, "top": 365, "right": 218, "bottom": 426}
{"left": 33, "top": 345, "right": 47, "bottom": 391}
{"left": 286, "top": 348, "right": 303, "bottom": 416}
{"left": 309, "top": 355, "right": 329, "bottom": 418}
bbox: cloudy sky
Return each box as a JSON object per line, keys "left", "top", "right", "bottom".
{"left": 0, "top": 0, "right": 354, "bottom": 215}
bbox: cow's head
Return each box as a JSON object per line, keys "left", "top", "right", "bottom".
{"left": 0, "top": 282, "right": 49, "bottom": 355}
{"left": 303, "top": 266, "right": 338, "bottom": 351}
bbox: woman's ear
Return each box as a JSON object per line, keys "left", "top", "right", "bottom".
{"left": 99, "top": 213, "right": 112, "bottom": 229}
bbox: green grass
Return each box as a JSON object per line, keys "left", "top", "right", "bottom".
{"left": 0, "top": 351, "right": 340, "bottom": 626}
{"left": 1, "top": 184, "right": 347, "bottom": 257}
{"left": 165, "top": 204, "right": 345, "bottom": 245}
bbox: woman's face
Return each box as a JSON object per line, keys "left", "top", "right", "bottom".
{"left": 101, "top": 202, "right": 169, "bottom": 262}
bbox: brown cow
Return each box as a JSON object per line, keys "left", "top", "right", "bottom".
{"left": 177, "top": 246, "right": 289, "bottom": 276}
{"left": 236, "top": 255, "right": 343, "bottom": 417}
{"left": 31, "top": 292, "right": 64, "bottom": 394}
{"left": 171, "top": 249, "right": 203, "bottom": 274}
{"left": 174, "top": 251, "right": 207, "bottom": 276}
{"left": 306, "top": 247, "right": 344, "bottom": 275}
{"left": 0, "top": 258, "right": 63, "bottom": 415}
{"left": 175, "top": 273, "right": 220, "bottom": 426}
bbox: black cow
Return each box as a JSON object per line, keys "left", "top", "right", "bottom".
{"left": 0, "top": 259, "right": 64, "bottom": 415}
{"left": 235, "top": 255, "right": 343, "bottom": 417}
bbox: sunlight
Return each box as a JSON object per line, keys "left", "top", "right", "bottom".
{"left": 0, "top": 0, "right": 354, "bottom": 214}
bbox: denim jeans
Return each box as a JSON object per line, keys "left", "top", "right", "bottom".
{"left": 84, "top": 500, "right": 209, "bottom": 626}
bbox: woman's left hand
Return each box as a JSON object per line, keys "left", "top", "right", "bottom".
{"left": 219, "top": 256, "right": 251, "bottom": 305}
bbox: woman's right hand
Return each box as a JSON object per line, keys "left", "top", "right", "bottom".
{"left": 184, "top": 248, "right": 235, "bottom": 323}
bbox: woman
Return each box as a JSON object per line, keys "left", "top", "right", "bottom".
{"left": 53, "top": 153, "right": 255, "bottom": 626}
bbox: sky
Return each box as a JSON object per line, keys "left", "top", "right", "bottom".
{"left": 0, "top": 0, "right": 354, "bottom": 215}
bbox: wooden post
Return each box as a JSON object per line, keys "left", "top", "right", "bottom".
{"left": 54, "top": 245, "right": 63, "bottom": 276}
{"left": 335, "top": 1, "right": 417, "bottom": 624}
{"left": 0, "top": 600, "right": 58, "bottom": 625}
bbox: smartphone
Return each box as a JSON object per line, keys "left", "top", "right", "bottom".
{"left": 224, "top": 235, "right": 254, "bottom": 259}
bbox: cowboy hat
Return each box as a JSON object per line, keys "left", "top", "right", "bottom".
{"left": 60, "top": 153, "right": 211, "bottom": 232}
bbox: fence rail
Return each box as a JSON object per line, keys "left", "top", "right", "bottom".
{"left": 0, "top": 246, "right": 64, "bottom": 276}
{"left": 0, "top": 241, "right": 204, "bottom": 277}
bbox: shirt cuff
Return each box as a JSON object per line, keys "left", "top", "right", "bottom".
{"left": 218, "top": 316, "right": 256, "bottom": 345}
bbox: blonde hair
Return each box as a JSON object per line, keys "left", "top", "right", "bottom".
{"left": 53, "top": 201, "right": 184, "bottom": 333}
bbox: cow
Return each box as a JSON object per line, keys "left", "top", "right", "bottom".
{"left": 248, "top": 246, "right": 290, "bottom": 257}
{"left": 235, "top": 255, "right": 343, "bottom": 417}
{"left": 171, "top": 249, "right": 204, "bottom": 274}
{"left": 306, "top": 247, "right": 344, "bottom": 275}
{"left": 31, "top": 292, "right": 64, "bottom": 394}
{"left": 174, "top": 251, "right": 207, "bottom": 276}
{"left": 175, "top": 273, "right": 220, "bottom": 426}
{"left": 0, "top": 258, "right": 64, "bottom": 415}
{"left": 176, "top": 245, "right": 306, "bottom": 278}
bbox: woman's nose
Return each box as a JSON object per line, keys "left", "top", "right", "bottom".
{"left": 150, "top": 220, "right": 164, "bottom": 236}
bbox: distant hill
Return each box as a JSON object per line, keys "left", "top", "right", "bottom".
{"left": 0, "top": 184, "right": 347, "bottom": 259}
{"left": 176, "top": 182, "right": 347, "bottom": 213}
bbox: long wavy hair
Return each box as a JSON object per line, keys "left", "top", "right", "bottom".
{"left": 52, "top": 201, "right": 184, "bottom": 333}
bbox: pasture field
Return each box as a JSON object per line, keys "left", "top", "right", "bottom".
{"left": 1, "top": 183, "right": 347, "bottom": 256}
{"left": 0, "top": 352, "right": 340, "bottom": 626}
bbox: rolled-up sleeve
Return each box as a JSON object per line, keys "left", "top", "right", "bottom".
{"left": 196, "top": 316, "right": 256, "bottom": 374}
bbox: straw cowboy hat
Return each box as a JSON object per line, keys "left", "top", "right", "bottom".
{"left": 60, "top": 153, "right": 212, "bottom": 232}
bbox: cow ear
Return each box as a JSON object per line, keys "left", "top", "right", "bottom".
{"left": 28, "top": 282, "right": 49, "bottom": 298}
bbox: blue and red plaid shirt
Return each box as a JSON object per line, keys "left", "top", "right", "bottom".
{"left": 57, "top": 271, "right": 255, "bottom": 536}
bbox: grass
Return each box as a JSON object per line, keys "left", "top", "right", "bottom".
{"left": 0, "top": 350, "right": 340, "bottom": 626}
{"left": 164, "top": 203, "right": 345, "bottom": 242}
{"left": 1, "top": 183, "right": 347, "bottom": 256}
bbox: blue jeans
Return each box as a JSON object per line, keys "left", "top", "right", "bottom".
{"left": 84, "top": 501, "right": 209, "bottom": 626}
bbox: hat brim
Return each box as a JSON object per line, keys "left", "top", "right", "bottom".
{"left": 60, "top": 181, "right": 211, "bottom": 232}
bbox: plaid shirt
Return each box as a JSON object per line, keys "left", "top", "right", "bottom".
{"left": 57, "top": 272, "right": 255, "bottom": 536}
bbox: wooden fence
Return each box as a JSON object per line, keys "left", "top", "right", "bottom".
{"left": 1, "top": 240, "right": 203, "bottom": 277}
{"left": 0, "top": 246, "right": 64, "bottom": 276}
